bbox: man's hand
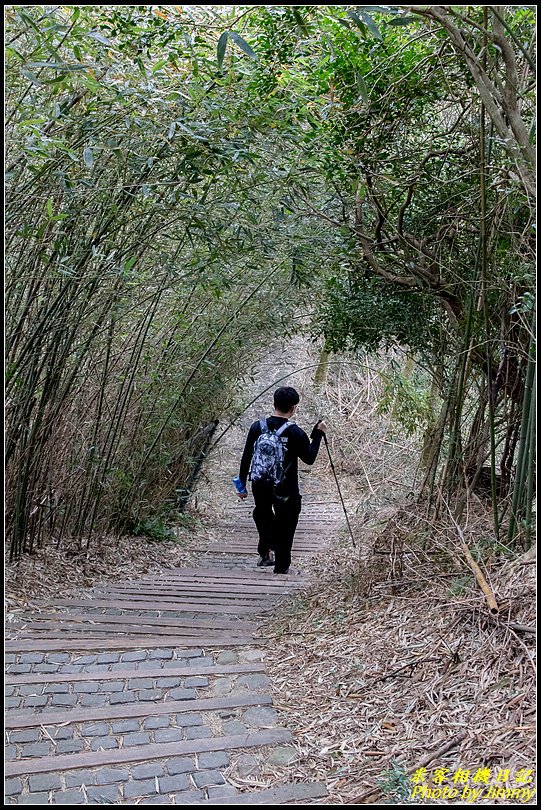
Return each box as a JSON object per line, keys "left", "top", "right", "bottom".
{"left": 238, "top": 491, "right": 248, "bottom": 500}
{"left": 311, "top": 419, "right": 328, "bottom": 438}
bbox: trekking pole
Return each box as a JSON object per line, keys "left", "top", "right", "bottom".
{"left": 322, "top": 432, "right": 357, "bottom": 549}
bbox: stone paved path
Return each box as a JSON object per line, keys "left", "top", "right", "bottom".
{"left": 5, "top": 492, "right": 341, "bottom": 805}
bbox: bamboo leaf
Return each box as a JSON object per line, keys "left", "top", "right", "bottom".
{"left": 18, "top": 118, "right": 47, "bottom": 127}
{"left": 87, "top": 30, "right": 112, "bottom": 46}
{"left": 168, "top": 121, "right": 176, "bottom": 140}
{"left": 228, "top": 32, "right": 258, "bottom": 60}
{"left": 347, "top": 10, "right": 367, "bottom": 35}
{"left": 152, "top": 58, "right": 169, "bottom": 73}
{"left": 81, "top": 74, "right": 101, "bottom": 91}
{"left": 292, "top": 8, "right": 310, "bottom": 36}
{"left": 217, "top": 31, "right": 228, "bottom": 69}
{"left": 46, "top": 197, "right": 54, "bottom": 219}
{"left": 6, "top": 46, "right": 24, "bottom": 62}
{"left": 355, "top": 71, "right": 369, "bottom": 103}
{"left": 17, "top": 10, "right": 43, "bottom": 36}
{"left": 388, "top": 16, "right": 417, "bottom": 26}
{"left": 357, "top": 11, "right": 383, "bottom": 40}
{"left": 28, "top": 61, "right": 89, "bottom": 71}
{"left": 20, "top": 67, "right": 42, "bottom": 85}
{"left": 359, "top": 5, "right": 396, "bottom": 13}
{"left": 83, "top": 146, "right": 94, "bottom": 168}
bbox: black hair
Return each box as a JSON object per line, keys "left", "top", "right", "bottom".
{"left": 273, "top": 386, "right": 300, "bottom": 412}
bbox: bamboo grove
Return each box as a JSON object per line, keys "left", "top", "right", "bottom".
{"left": 5, "top": 6, "right": 536, "bottom": 560}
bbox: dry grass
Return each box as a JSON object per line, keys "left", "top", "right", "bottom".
{"left": 4, "top": 523, "right": 203, "bottom": 613}
{"left": 261, "top": 502, "right": 536, "bottom": 804}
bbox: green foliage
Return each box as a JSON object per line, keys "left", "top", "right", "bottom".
{"left": 319, "top": 275, "right": 442, "bottom": 361}
{"left": 376, "top": 370, "right": 432, "bottom": 437}
{"left": 447, "top": 575, "right": 474, "bottom": 598}
{"left": 377, "top": 759, "right": 413, "bottom": 804}
{"left": 471, "top": 535, "right": 515, "bottom": 561}
{"left": 132, "top": 517, "right": 177, "bottom": 543}
{"left": 4, "top": 4, "right": 318, "bottom": 559}
{"left": 5, "top": 4, "right": 536, "bottom": 558}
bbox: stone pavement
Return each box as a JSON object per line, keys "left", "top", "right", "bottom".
{"left": 5, "top": 496, "right": 341, "bottom": 805}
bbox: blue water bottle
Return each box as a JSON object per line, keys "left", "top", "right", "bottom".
{"left": 232, "top": 476, "right": 247, "bottom": 496}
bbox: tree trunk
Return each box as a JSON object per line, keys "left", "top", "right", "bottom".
{"left": 314, "top": 346, "right": 331, "bottom": 388}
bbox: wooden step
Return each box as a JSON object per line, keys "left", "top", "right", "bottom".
{"left": 6, "top": 691, "right": 273, "bottom": 730}
{"left": 4, "top": 728, "right": 292, "bottom": 776}
{"left": 8, "top": 621, "right": 260, "bottom": 641}
{"left": 195, "top": 781, "right": 328, "bottom": 805}
{"left": 45, "top": 598, "right": 270, "bottom": 615}
{"left": 5, "top": 634, "right": 263, "bottom": 652}
{"left": 14, "top": 612, "right": 257, "bottom": 632}
{"left": 6, "top": 661, "right": 265, "bottom": 685}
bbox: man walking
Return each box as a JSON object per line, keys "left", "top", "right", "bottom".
{"left": 236, "top": 386, "right": 327, "bottom": 574}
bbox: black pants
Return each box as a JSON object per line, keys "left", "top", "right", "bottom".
{"left": 252, "top": 482, "right": 302, "bottom": 573}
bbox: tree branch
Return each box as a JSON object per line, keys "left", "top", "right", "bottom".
{"left": 404, "top": 5, "right": 535, "bottom": 198}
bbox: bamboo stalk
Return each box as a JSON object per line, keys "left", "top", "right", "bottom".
{"left": 508, "top": 336, "right": 535, "bottom": 545}
{"left": 523, "top": 364, "right": 536, "bottom": 548}
{"left": 458, "top": 536, "right": 499, "bottom": 615}
{"left": 479, "top": 12, "right": 500, "bottom": 541}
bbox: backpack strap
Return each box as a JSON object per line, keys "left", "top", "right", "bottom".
{"left": 259, "top": 418, "right": 268, "bottom": 434}
{"left": 275, "top": 421, "right": 292, "bottom": 437}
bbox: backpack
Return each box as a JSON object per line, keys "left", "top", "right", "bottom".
{"left": 249, "top": 419, "right": 292, "bottom": 487}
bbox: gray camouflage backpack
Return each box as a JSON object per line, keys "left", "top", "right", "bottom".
{"left": 249, "top": 419, "right": 292, "bottom": 486}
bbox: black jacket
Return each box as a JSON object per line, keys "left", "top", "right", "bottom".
{"left": 239, "top": 416, "right": 324, "bottom": 497}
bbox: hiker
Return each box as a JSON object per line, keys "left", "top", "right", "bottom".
{"left": 235, "top": 386, "right": 327, "bottom": 574}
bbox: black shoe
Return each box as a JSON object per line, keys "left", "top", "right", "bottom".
{"left": 273, "top": 568, "right": 289, "bottom": 575}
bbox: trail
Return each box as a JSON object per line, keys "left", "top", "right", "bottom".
{"left": 5, "top": 336, "right": 344, "bottom": 805}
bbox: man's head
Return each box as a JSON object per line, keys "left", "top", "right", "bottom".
{"left": 273, "top": 386, "right": 300, "bottom": 416}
